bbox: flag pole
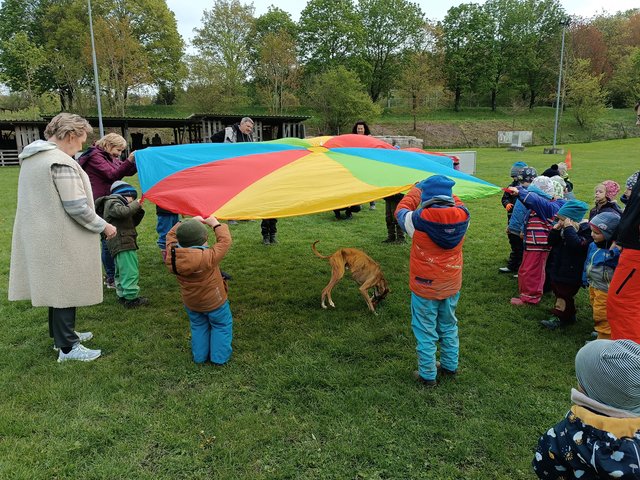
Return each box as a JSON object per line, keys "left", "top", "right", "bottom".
{"left": 88, "top": 0, "right": 104, "bottom": 137}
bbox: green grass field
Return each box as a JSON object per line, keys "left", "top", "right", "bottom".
{"left": 0, "top": 139, "right": 637, "bottom": 479}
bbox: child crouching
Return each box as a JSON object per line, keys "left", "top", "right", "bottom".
{"left": 532, "top": 339, "right": 640, "bottom": 478}
{"left": 165, "top": 216, "right": 233, "bottom": 364}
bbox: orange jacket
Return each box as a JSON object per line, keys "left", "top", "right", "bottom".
{"left": 165, "top": 222, "right": 232, "bottom": 312}
{"left": 396, "top": 186, "right": 469, "bottom": 300}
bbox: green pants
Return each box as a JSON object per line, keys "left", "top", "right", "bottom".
{"left": 115, "top": 250, "right": 140, "bottom": 300}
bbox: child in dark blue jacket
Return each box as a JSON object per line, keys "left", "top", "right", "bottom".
{"left": 541, "top": 200, "right": 592, "bottom": 329}
{"left": 533, "top": 339, "right": 640, "bottom": 479}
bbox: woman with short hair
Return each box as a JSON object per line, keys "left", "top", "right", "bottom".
{"left": 9, "top": 113, "right": 117, "bottom": 362}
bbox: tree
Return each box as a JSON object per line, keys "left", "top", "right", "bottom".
{"left": 439, "top": 3, "right": 494, "bottom": 111}
{"left": 90, "top": 0, "right": 185, "bottom": 113}
{"left": 252, "top": 6, "right": 297, "bottom": 45}
{"left": 355, "top": 0, "right": 425, "bottom": 102}
{"left": 92, "top": 14, "right": 151, "bottom": 115}
{"left": 398, "top": 52, "right": 435, "bottom": 130}
{"left": 511, "top": 0, "right": 565, "bottom": 109}
{"left": 0, "top": 0, "right": 50, "bottom": 103}
{"left": 607, "top": 47, "right": 640, "bottom": 107}
{"left": 298, "top": 0, "right": 363, "bottom": 74}
{"left": 483, "top": 0, "right": 525, "bottom": 111}
{"left": 254, "top": 31, "right": 300, "bottom": 114}
{"left": 0, "top": 32, "right": 46, "bottom": 106}
{"left": 306, "top": 66, "right": 381, "bottom": 134}
{"left": 191, "top": 0, "right": 254, "bottom": 106}
{"left": 566, "top": 58, "right": 607, "bottom": 132}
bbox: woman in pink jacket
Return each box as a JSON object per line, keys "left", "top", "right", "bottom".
{"left": 78, "top": 133, "right": 137, "bottom": 288}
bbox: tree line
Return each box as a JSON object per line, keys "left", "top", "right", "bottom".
{"left": 0, "top": 0, "right": 638, "bottom": 134}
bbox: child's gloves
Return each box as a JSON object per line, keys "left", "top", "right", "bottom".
{"left": 505, "top": 203, "right": 514, "bottom": 212}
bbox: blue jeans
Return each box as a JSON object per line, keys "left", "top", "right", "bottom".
{"left": 101, "top": 237, "right": 115, "bottom": 280}
{"left": 411, "top": 291, "right": 460, "bottom": 381}
{"left": 156, "top": 213, "right": 180, "bottom": 250}
{"left": 185, "top": 301, "right": 233, "bottom": 364}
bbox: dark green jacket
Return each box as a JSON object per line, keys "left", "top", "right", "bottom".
{"left": 96, "top": 194, "right": 145, "bottom": 256}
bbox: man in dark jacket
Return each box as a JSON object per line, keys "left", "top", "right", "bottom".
{"left": 210, "top": 117, "right": 254, "bottom": 143}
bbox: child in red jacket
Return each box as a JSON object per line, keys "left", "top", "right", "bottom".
{"left": 396, "top": 175, "right": 470, "bottom": 386}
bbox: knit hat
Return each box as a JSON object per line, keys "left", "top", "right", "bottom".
{"left": 626, "top": 171, "right": 639, "bottom": 190}
{"left": 557, "top": 162, "right": 568, "bottom": 178}
{"left": 542, "top": 164, "right": 560, "bottom": 177}
{"left": 519, "top": 166, "right": 537, "bottom": 183}
{"left": 589, "top": 212, "right": 621, "bottom": 241}
{"left": 110, "top": 180, "right": 137, "bottom": 199}
{"left": 417, "top": 175, "right": 455, "bottom": 202}
{"left": 557, "top": 200, "right": 589, "bottom": 222}
{"left": 549, "top": 176, "right": 565, "bottom": 198}
{"left": 600, "top": 180, "right": 620, "bottom": 200}
{"left": 531, "top": 176, "right": 555, "bottom": 196}
{"left": 510, "top": 161, "right": 527, "bottom": 178}
{"left": 176, "top": 219, "right": 208, "bottom": 247}
{"left": 575, "top": 339, "right": 640, "bottom": 414}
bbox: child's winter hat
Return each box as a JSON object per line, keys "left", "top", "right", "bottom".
{"left": 176, "top": 219, "right": 208, "bottom": 248}
{"left": 557, "top": 200, "right": 589, "bottom": 222}
{"left": 531, "top": 176, "right": 555, "bottom": 196}
{"left": 519, "top": 166, "right": 537, "bottom": 183}
{"left": 575, "top": 339, "right": 640, "bottom": 414}
{"left": 557, "top": 162, "right": 569, "bottom": 178}
{"left": 510, "top": 161, "right": 527, "bottom": 178}
{"left": 599, "top": 180, "right": 620, "bottom": 200}
{"left": 626, "top": 171, "right": 639, "bottom": 190}
{"left": 110, "top": 180, "right": 137, "bottom": 199}
{"left": 549, "top": 176, "right": 566, "bottom": 198}
{"left": 589, "top": 212, "right": 621, "bottom": 241}
{"left": 417, "top": 175, "right": 455, "bottom": 202}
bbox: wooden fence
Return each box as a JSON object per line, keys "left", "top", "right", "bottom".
{"left": 0, "top": 149, "right": 19, "bottom": 166}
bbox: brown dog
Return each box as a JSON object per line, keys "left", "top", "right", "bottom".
{"left": 312, "top": 240, "right": 389, "bottom": 314}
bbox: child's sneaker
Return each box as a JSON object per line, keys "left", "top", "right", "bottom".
{"left": 53, "top": 331, "right": 93, "bottom": 351}
{"left": 498, "top": 267, "right": 512, "bottom": 273}
{"left": 57, "top": 343, "right": 101, "bottom": 363}
{"left": 413, "top": 371, "right": 437, "bottom": 387}
{"left": 123, "top": 297, "right": 149, "bottom": 309}
{"left": 104, "top": 277, "right": 116, "bottom": 289}
{"left": 541, "top": 317, "right": 562, "bottom": 330}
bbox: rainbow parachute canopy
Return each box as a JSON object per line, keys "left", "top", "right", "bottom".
{"left": 135, "top": 134, "right": 500, "bottom": 219}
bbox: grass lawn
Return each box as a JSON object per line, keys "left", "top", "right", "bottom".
{"left": 0, "top": 139, "right": 637, "bottom": 479}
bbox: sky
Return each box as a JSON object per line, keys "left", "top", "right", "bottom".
{"left": 166, "top": 0, "right": 638, "bottom": 50}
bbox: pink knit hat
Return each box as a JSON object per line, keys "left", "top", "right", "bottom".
{"left": 601, "top": 180, "right": 620, "bottom": 200}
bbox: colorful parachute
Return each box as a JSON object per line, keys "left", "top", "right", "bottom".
{"left": 135, "top": 134, "right": 499, "bottom": 219}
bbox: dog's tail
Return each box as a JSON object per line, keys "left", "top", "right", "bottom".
{"left": 311, "top": 240, "right": 330, "bottom": 259}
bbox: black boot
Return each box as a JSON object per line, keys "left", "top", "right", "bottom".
{"left": 382, "top": 234, "right": 396, "bottom": 243}
{"left": 262, "top": 235, "right": 270, "bottom": 245}
{"left": 269, "top": 234, "right": 277, "bottom": 244}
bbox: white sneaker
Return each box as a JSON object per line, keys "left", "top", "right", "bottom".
{"left": 53, "top": 331, "right": 93, "bottom": 351}
{"left": 57, "top": 343, "right": 101, "bottom": 363}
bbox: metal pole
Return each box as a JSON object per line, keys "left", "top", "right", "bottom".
{"left": 552, "top": 20, "right": 569, "bottom": 151}
{"left": 88, "top": 0, "right": 104, "bottom": 137}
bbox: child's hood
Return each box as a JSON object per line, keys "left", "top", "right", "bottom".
{"left": 18, "top": 140, "right": 58, "bottom": 162}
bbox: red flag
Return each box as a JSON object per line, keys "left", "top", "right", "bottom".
{"left": 565, "top": 150, "right": 572, "bottom": 170}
